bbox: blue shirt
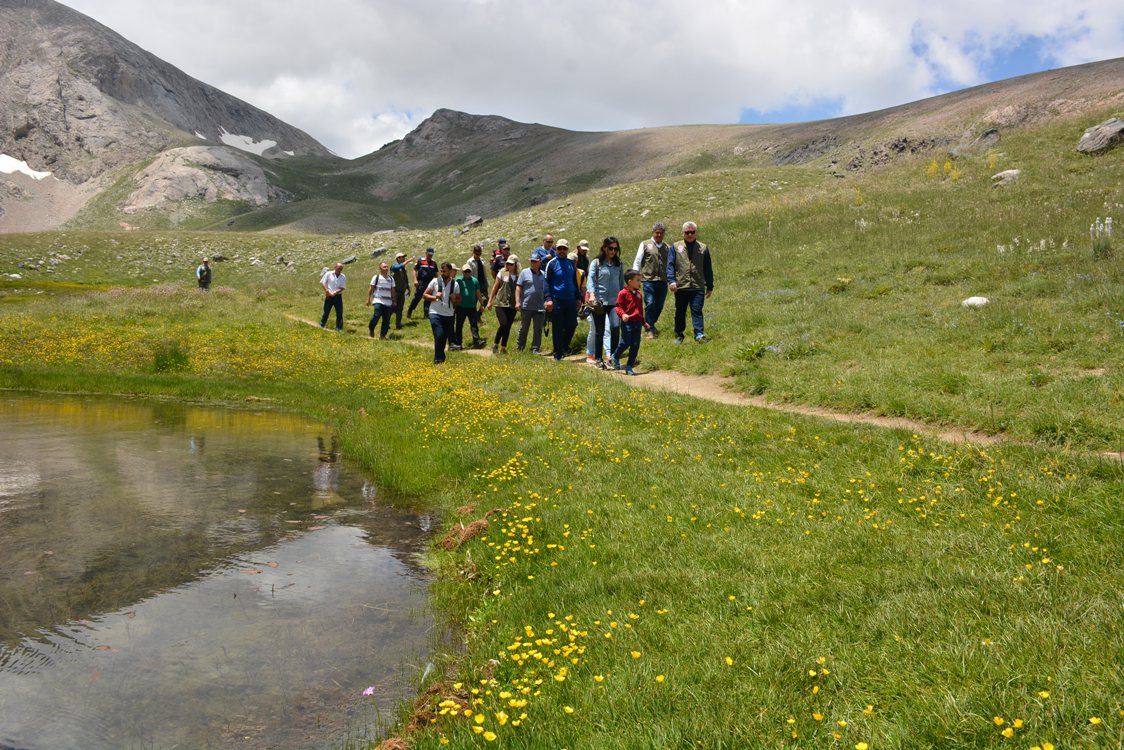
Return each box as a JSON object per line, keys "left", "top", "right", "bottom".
{"left": 544, "top": 256, "right": 579, "bottom": 302}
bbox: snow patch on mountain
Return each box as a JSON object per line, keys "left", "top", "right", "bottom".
{"left": 0, "top": 155, "right": 52, "bottom": 180}
{"left": 218, "top": 128, "right": 277, "bottom": 156}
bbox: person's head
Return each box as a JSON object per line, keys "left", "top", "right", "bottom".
{"left": 379, "top": 262, "right": 389, "bottom": 274}
{"left": 542, "top": 234, "right": 554, "bottom": 249}
{"left": 439, "top": 261, "right": 454, "bottom": 279}
{"left": 472, "top": 244, "right": 482, "bottom": 256}
{"left": 333, "top": 262, "right": 344, "bottom": 274}
{"left": 530, "top": 254, "right": 542, "bottom": 271}
{"left": 576, "top": 240, "right": 589, "bottom": 256}
{"left": 651, "top": 223, "right": 666, "bottom": 242}
{"left": 395, "top": 251, "right": 406, "bottom": 262}
{"left": 555, "top": 239, "right": 570, "bottom": 256}
{"left": 624, "top": 269, "right": 642, "bottom": 289}
{"left": 462, "top": 263, "right": 474, "bottom": 276}
{"left": 497, "top": 238, "right": 508, "bottom": 249}
{"left": 202, "top": 257, "right": 210, "bottom": 264}
{"left": 682, "top": 221, "right": 698, "bottom": 240}
{"left": 426, "top": 247, "right": 435, "bottom": 258}
{"left": 504, "top": 254, "right": 520, "bottom": 276}
{"left": 597, "top": 236, "right": 621, "bottom": 264}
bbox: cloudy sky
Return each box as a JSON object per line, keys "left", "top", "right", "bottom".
{"left": 63, "top": 0, "right": 1124, "bottom": 159}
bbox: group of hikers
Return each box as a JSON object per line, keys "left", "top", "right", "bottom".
{"left": 317, "top": 221, "right": 716, "bottom": 375}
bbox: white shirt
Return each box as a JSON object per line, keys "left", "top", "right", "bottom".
{"left": 321, "top": 269, "right": 346, "bottom": 294}
{"left": 368, "top": 273, "right": 395, "bottom": 305}
{"left": 426, "top": 276, "right": 456, "bottom": 317}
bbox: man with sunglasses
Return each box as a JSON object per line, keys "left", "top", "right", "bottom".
{"left": 666, "top": 221, "right": 714, "bottom": 343}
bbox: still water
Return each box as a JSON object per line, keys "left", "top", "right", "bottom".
{"left": 0, "top": 395, "right": 437, "bottom": 749}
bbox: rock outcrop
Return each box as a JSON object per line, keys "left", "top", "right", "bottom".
{"left": 1077, "top": 118, "right": 1124, "bottom": 154}
{"left": 126, "top": 147, "right": 287, "bottom": 212}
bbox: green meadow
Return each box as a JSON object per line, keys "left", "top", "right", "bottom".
{"left": 0, "top": 110, "right": 1121, "bottom": 749}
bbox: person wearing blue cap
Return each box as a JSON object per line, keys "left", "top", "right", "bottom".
{"left": 407, "top": 247, "right": 438, "bottom": 318}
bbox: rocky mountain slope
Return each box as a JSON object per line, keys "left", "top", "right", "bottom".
{"left": 0, "top": 0, "right": 332, "bottom": 230}
{"left": 0, "top": 0, "right": 1121, "bottom": 234}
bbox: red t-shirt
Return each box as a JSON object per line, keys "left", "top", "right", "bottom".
{"left": 616, "top": 287, "right": 644, "bottom": 323}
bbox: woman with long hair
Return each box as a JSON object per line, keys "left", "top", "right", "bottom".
{"left": 585, "top": 237, "right": 624, "bottom": 369}
{"left": 487, "top": 254, "right": 520, "bottom": 354}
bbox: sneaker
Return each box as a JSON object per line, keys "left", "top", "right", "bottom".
{"left": 368, "top": 328, "right": 375, "bottom": 338}
{"left": 674, "top": 336, "right": 684, "bottom": 345}
{"left": 585, "top": 356, "right": 597, "bottom": 365}
{"left": 645, "top": 331, "right": 656, "bottom": 340}
{"left": 695, "top": 333, "right": 708, "bottom": 342}
{"left": 531, "top": 348, "right": 540, "bottom": 355}
{"left": 491, "top": 345, "right": 499, "bottom": 354}
{"left": 595, "top": 360, "right": 607, "bottom": 370}
{"left": 449, "top": 344, "right": 462, "bottom": 351}
{"left": 609, "top": 357, "right": 621, "bottom": 370}
{"left": 625, "top": 367, "right": 637, "bottom": 376}
{"left": 500, "top": 346, "right": 507, "bottom": 354}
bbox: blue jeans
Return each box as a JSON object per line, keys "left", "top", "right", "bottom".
{"left": 673, "top": 288, "right": 706, "bottom": 339}
{"left": 429, "top": 313, "right": 454, "bottom": 362}
{"left": 614, "top": 321, "right": 643, "bottom": 368}
{"left": 368, "top": 302, "right": 393, "bottom": 337}
{"left": 320, "top": 293, "right": 343, "bottom": 330}
{"left": 550, "top": 299, "right": 579, "bottom": 359}
{"left": 643, "top": 281, "right": 668, "bottom": 331}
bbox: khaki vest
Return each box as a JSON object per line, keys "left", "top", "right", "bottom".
{"left": 638, "top": 240, "right": 669, "bottom": 282}
{"left": 672, "top": 242, "right": 709, "bottom": 289}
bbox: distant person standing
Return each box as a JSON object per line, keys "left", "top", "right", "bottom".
{"left": 667, "top": 221, "right": 714, "bottom": 343}
{"left": 408, "top": 247, "right": 438, "bottom": 318}
{"left": 543, "top": 239, "right": 581, "bottom": 361}
{"left": 366, "top": 261, "right": 395, "bottom": 339}
{"left": 631, "top": 222, "right": 671, "bottom": 338}
{"left": 196, "top": 257, "right": 212, "bottom": 290}
{"left": 390, "top": 251, "right": 410, "bottom": 329}
{"left": 319, "top": 262, "right": 347, "bottom": 332}
{"left": 423, "top": 262, "right": 458, "bottom": 364}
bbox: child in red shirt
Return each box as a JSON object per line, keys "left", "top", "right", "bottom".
{"left": 611, "top": 270, "right": 647, "bottom": 375}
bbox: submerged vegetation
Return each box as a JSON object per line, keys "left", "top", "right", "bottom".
{"left": 0, "top": 109, "right": 1121, "bottom": 749}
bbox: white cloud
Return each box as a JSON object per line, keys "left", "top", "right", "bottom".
{"left": 61, "top": 0, "right": 1124, "bottom": 157}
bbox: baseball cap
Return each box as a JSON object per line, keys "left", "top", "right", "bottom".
{"left": 395, "top": 251, "right": 406, "bottom": 258}
{"left": 577, "top": 240, "right": 589, "bottom": 249}
{"left": 498, "top": 238, "right": 508, "bottom": 246}
{"left": 425, "top": 247, "right": 435, "bottom": 254}
{"left": 555, "top": 239, "right": 570, "bottom": 249}
{"left": 462, "top": 263, "right": 473, "bottom": 272}
{"left": 506, "top": 254, "right": 520, "bottom": 265}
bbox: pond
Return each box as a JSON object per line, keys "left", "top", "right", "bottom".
{"left": 0, "top": 394, "right": 437, "bottom": 749}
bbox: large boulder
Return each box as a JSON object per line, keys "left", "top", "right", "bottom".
{"left": 1077, "top": 118, "right": 1124, "bottom": 154}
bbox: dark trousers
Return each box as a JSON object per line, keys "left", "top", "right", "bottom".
{"left": 517, "top": 309, "right": 545, "bottom": 351}
{"left": 408, "top": 284, "right": 431, "bottom": 316}
{"left": 591, "top": 307, "right": 620, "bottom": 362}
{"left": 549, "top": 299, "right": 579, "bottom": 360}
{"left": 393, "top": 287, "right": 406, "bottom": 328}
{"left": 614, "top": 321, "right": 643, "bottom": 368}
{"left": 493, "top": 307, "right": 516, "bottom": 347}
{"left": 368, "top": 302, "right": 393, "bottom": 337}
{"left": 429, "top": 313, "right": 454, "bottom": 363}
{"left": 320, "top": 293, "right": 343, "bottom": 330}
{"left": 453, "top": 307, "right": 480, "bottom": 346}
{"left": 643, "top": 280, "right": 668, "bottom": 331}
{"left": 673, "top": 288, "right": 706, "bottom": 339}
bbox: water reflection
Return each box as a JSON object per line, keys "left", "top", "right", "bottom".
{"left": 0, "top": 395, "right": 436, "bottom": 750}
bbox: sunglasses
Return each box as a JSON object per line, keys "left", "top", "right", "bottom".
{"left": 684, "top": 230, "right": 696, "bottom": 235}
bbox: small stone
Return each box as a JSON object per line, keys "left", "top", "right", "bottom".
{"left": 1077, "top": 118, "right": 1124, "bottom": 155}
{"left": 962, "top": 296, "right": 990, "bottom": 308}
{"left": 991, "top": 169, "right": 1020, "bottom": 187}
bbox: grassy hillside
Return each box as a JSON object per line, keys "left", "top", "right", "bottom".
{"left": 0, "top": 97, "right": 1121, "bottom": 750}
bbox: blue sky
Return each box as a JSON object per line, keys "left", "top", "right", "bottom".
{"left": 61, "top": 1, "right": 1124, "bottom": 157}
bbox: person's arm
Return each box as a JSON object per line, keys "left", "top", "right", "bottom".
{"left": 632, "top": 242, "right": 645, "bottom": 272}
{"left": 486, "top": 276, "right": 502, "bottom": 309}
{"left": 367, "top": 281, "right": 376, "bottom": 305}
{"left": 704, "top": 249, "right": 714, "bottom": 296}
{"left": 586, "top": 259, "right": 597, "bottom": 301}
{"left": 423, "top": 279, "right": 440, "bottom": 302}
{"left": 666, "top": 248, "right": 678, "bottom": 291}
{"left": 514, "top": 274, "right": 524, "bottom": 310}
{"left": 543, "top": 261, "right": 554, "bottom": 305}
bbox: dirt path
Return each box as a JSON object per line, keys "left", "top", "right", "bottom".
{"left": 285, "top": 314, "right": 1122, "bottom": 461}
